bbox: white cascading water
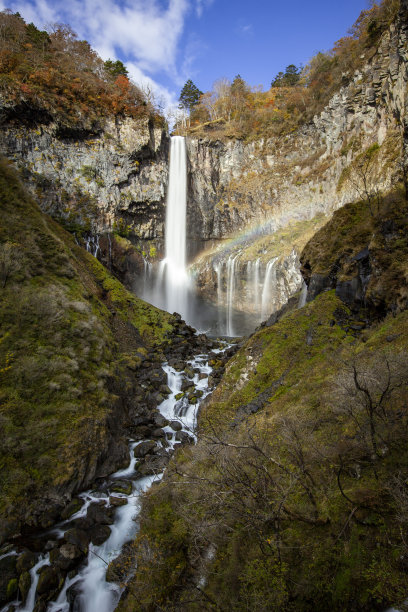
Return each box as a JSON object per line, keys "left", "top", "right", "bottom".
{"left": 298, "top": 280, "right": 308, "bottom": 308}
{"left": 226, "top": 255, "right": 238, "bottom": 336}
{"left": 254, "top": 258, "right": 261, "bottom": 317}
{"left": 261, "top": 258, "right": 278, "bottom": 320}
{"left": 160, "top": 136, "right": 189, "bottom": 318}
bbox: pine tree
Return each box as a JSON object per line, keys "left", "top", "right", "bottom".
{"left": 179, "top": 79, "right": 203, "bottom": 112}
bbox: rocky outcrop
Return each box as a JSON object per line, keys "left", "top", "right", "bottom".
{"left": 186, "top": 4, "right": 407, "bottom": 322}
{"left": 0, "top": 112, "right": 169, "bottom": 239}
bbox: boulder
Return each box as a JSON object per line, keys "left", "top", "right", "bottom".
{"left": 175, "top": 431, "right": 194, "bottom": 445}
{"left": 110, "top": 480, "right": 132, "bottom": 496}
{"left": 16, "top": 550, "right": 37, "bottom": 574}
{"left": 50, "top": 543, "right": 84, "bottom": 571}
{"left": 18, "top": 571, "right": 31, "bottom": 604}
{"left": 36, "top": 566, "right": 59, "bottom": 596}
{"left": 86, "top": 503, "right": 114, "bottom": 525}
{"left": 89, "top": 525, "right": 111, "bottom": 546}
{"left": 109, "top": 496, "right": 128, "bottom": 507}
{"left": 134, "top": 440, "right": 157, "bottom": 458}
{"left": 0, "top": 555, "right": 18, "bottom": 606}
{"left": 63, "top": 528, "right": 90, "bottom": 553}
{"left": 169, "top": 420, "right": 182, "bottom": 431}
{"left": 60, "top": 498, "right": 85, "bottom": 520}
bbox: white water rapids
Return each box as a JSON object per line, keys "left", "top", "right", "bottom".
{"left": 2, "top": 353, "right": 217, "bottom": 612}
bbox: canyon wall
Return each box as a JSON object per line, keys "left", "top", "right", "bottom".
{"left": 186, "top": 4, "right": 408, "bottom": 317}
{"left": 0, "top": 111, "right": 169, "bottom": 239}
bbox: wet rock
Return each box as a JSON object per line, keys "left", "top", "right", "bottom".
{"left": 134, "top": 440, "right": 157, "bottom": 458}
{"left": 181, "top": 380, "right": 194, "bottom": 392}
{"left": 151, "top": 428, "right": 165, "bottom": 438}
{"left": 184, "top": 366, "right": 195, "bottom": 379}
{"left": 60, "top": 497, "right": 85, "bottom": 520}
{"left": 160, "top": 384, "right": 171, "bottom": 396}
{"left": 0, "top": 519, "right": 20, "bottom": 546}
{"left": 109, "top": 496, "right": 128, "bottom": 507}
{"left": 36, "top": 566, "right": 59, "bottom": 596}
{"left": 175, "top": 392, "right": 185, "bottom": 401}
{"left": 89, "top": 524, "right": 111, "bottom": 546}
{"left": 0, "top": 555, "right": 18, "bottom": 606}
{"left": 198, "top": 372, "right": 207, "bottom": 380}
{"left": 132, "top": 425, "right": 153, "bottom": 439}
{"left": 175, "top": 431, "right": 194, "bottom": 445}
{"left": 64, "top": 528, "right": 90, "bottom": 553}
{"left": 169, "top": 420, "right": 182, "bottom": 431}
{"left": 66, "top": 581, "right": 82, "bottom": 606}
{"left": 137, "top": 453, "right": 170, "bottom": 476}
{"left": 18, "top": 571, "right": 31, "bottom": 604}
{"left": 44, "top": 541, "right": 58, "bottom": 552}
{"left": 110, "top": 480, "right": 132, "bottom": 496}
{"left": 16, "top": 550, "right": 37, "bottom": 573}
{"left": 153, "top": 413, "right": 169, "bottom": 428}
{"left": 50, "top": 543, "right": 84, "bottom": 571}
{"left": 86, "top": 502, "right": 115, "bottom": 525}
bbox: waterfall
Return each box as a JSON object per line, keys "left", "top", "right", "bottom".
{"left": 254, "top": 258, "right": 260, "bottom": 316}
{"left": 226, "top": 255, "right": 238, "bottom": 336}
{"left": 261, "top": 258, "right": 278, "bottom": 320}
{"left": 161, "top": 135, "right": 189, "bottom": 317}
{"left": 298, "top": 281, "right": 308, "bottom": 308}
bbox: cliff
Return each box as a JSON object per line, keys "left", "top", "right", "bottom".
{"left": 0, "top": 159, "right": 207, "bottom": 543}
{"left": 185, "top": 2, "right": 407, "bottom": 321}
{"left": 117, "top": 185, "right": 408, "bottom": 612}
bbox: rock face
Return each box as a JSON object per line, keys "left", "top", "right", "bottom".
{"left": 0, "top": 113, "right": 169, "bottom": 239}
{"left": 186, "top": 5, "right": 407, "bottom": 243}
{"left": 185, "top": 5, "right": 408, "bottom": 320}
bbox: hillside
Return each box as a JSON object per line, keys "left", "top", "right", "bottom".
{"left": 0, "top": 157, "right": 183, "bottom": 538}
{"left": 117, "top": 187, "right": 408, "bottom": 611}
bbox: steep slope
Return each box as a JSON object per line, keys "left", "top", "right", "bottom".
{"left": 0, "top": 158, "right": 188, "bottom": 541}
{"left": 117, "top": 189, "right": 408, "bottom": 611}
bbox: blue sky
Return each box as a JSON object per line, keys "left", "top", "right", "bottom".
{"left": 0, "top": 0, "right": 369, "bottom": 115}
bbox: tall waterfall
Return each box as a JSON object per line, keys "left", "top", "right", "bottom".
{"left": 160, "top": 136, "right": 189, "bottom": 317}
{"left": 226, "top": 255, "right": 238, "bottom": 336}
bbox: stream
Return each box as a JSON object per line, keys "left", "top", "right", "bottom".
{"left": 1, "top": 350, "right": 219, "bottom": 612}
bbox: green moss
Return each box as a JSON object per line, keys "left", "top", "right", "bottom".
{"left": 0, "top": 158, "right": 175, "bottom": 523}
{"left": 6, "top": 578, "right": 18, "bottom": 599}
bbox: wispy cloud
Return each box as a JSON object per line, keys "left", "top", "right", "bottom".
{"left": 236, "top": 22, "right": 254, "bottom": 38}
{"left": 195, "top": 0, "right": 214, "bottom": 18}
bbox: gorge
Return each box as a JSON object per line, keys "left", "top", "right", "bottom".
{"left": 0, "top": 1, "right": 408, "bottom": 610}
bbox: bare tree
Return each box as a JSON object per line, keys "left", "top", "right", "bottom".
{"left": 345, "top": 144, "right": 382, "bottom": 215}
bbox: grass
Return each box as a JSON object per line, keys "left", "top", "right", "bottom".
{"left": 0, "top": 158, "right": 175, "bottom": 526}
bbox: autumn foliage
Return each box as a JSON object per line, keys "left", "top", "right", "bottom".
{"left": 182, "top": 0, "right": 400, "bottom": 139}
{"left": 0, "top": 10, "right": 163, "bottom": 128}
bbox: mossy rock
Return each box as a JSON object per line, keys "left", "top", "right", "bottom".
{"left": 18, "top": 571, "right": 31, "bottom": 604}
{"left": 6, "top": 578, "right": 18, "bottom": 600}
{"left": 110, "top": 480, "right": 132, "bottom": 495}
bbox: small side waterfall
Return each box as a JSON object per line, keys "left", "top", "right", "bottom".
{"left": 254, "top": 258, "right": 260, "bottom": 316}
{"left": 261, "top": 258, "right": 278, "bottom": 320}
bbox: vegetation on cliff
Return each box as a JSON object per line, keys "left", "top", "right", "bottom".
{"left": 0, "top": 158, "right": 175, "bottom": 533}
{"left": 179, "top": 0, "right": 399, "bottom": 140}
{"left": 0, "top": 10, "right": 164, "bottom": 130}
{"left": 117, "top": 187, "right": 408, "bottom": 611}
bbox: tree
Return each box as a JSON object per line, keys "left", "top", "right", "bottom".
{"left": 179, "top": 79, "right": 203, "bottom": 112}
{"left": 104, "top": 59, "right": 128, "bottom": 78}
{"left": 344, "top": 143, "right": 381, "bottom": 215}
{"left": 271, "top": 64, "right": 301, "bottom": 88}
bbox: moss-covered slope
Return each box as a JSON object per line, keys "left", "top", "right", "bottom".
{"left": 117, "top": 193, "right": 408, "bottom": 612}
{"left": 0, "top": 158, "right": 175, "bottom": 539}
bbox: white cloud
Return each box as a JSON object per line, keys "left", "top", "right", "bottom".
{"left": 195, "top": 0, "right": 214, "bottom": 18}
{"left": 3, "top": 0, "right": 204, "bottom": 114}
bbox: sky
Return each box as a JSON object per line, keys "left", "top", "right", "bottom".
{"left": 0, "top": 0, "right": 370, "bottom": 117}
